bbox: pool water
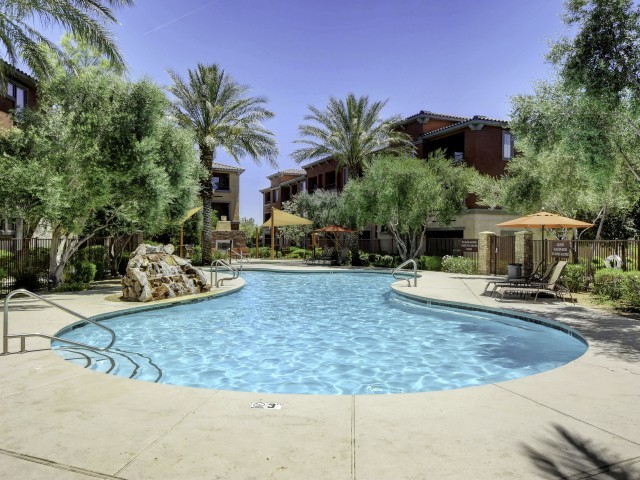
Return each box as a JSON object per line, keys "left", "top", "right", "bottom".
{"left": 55, "top": 271, "right": 587, "bottom": 395}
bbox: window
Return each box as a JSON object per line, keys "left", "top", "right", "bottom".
{"left": 453, "top": 152, "right": 464, "bottom": 163}
{"left": 300, "top": 180, "right": 306, "bottom": 192}
{"left": 273, "top": 189, "right": 279, "bottom": 203}
{"left": 264, "top": 192, "right": 271, "bottom": 204}
{"left": 6, "top": 82, "right": 26, "bottom": 112}
{"left": 342, "top": 167, "right": 348, "bottom": 187}
{"left": 325, "top": 171, "right": 336, "bottom": 189}
{"left": 503, "top": 131, "right": 513, "bottom": 160}
{"left": 212, "top": 173, "right": 230, "bottom": 191}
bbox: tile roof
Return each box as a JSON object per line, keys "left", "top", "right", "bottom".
{"left": 211, "top": 161, "right": 245, "bottom": 173}
{"left": 267, "top": 168, "right": 306, "bottom": 179}
{"left": 418, "top": 115, "right": 509, "bottom": 139}
{"left": 402, "top": 110, "right": 470, "bottom": 124}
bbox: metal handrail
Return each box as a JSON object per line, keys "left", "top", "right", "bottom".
{"left": 392, "top": 259, "right": 418, "bottom": 287}
{"left": 210, "top": 259, "right": 240, "bottom": 288}
{"left": 2, "top": 289, "right": 116, "bottom": 355}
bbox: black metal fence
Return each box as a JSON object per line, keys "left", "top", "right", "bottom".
{"left": 425, "top": 237, "right": 479, "bottom": 269}
{"left": 532, "top": 239, "right": 640, "bottom": 277}
{"left": 0, "top": 235, "right": 142, "bottom": 295}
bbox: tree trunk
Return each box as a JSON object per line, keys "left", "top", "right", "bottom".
{"left": 201, "top": 191, "right": 213, "bottom": 265}
{"left": 200, "top": 147, "right": 214, "bottom": 265}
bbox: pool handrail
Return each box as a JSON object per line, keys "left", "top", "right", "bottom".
{"left": 2, "top": 289, "right": 116, "bottom": 355}
{"left": 392, "top": 259, "right": 418, "bottom": 287}
{"left": 210, "top": 258, "right": 240, "bottom": 288}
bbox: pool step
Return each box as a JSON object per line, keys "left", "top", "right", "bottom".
{"left": 55, "top": 346, "right": 163, "bottom": 383}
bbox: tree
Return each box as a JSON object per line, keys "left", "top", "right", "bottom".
{"left": 0, "top": 0, "right": 133, "bottom": 81}
{"left": 548, "top": 0, "right": 640, "bottom": 181}
{"left": 167, "top": 64, "right": 278, "bottom": 264}
{"left": 342, "top": 153, "right": 473, "bottom": 261}
{"left": 239, "top": 217, "right": 257, "bottom": 247}
{"left": 291, "top": 94, "right": 414, "bottom": 179}
{"left": 475, "top": 0, "right": 640, "bottom": 238}
{"left": 0, "top": 54, "right": 201, "bottom": 284}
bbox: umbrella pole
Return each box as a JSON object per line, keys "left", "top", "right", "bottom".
{"left": 270, "top": 207, "right": 275, "bottom": 260}
{"left": 255, "top": 227, "right": 259, "bottom": 259}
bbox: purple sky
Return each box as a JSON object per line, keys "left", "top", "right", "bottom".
{"left": 61, "top": 0, "right": 570, "bottom": 222}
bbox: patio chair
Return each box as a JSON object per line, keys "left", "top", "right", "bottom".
{"left": 332, "top": 247, "right": 350, "bottom": 266}
{"left": 308, "top": 247, "right": 333, "bottom": 265}
{"left": 484, "top": 260, "right": 552, "bottom": 296}
{"left": 495, "top": 261, "right": 573, "bottom": 303}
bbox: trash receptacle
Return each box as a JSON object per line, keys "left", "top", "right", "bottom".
{"left": 507, "top": 263, "right": 523, "bottom": 280}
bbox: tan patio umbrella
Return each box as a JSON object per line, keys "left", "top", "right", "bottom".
{"left": 496, "top": 211, "right": 594, "bottom": 267}
{"left": 260, "top": 207, "right": 313, "bottom": 259}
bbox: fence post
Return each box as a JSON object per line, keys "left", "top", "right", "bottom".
{"left": 514, "top": 230, "right": 533, "bottom": 277}
{"left": 478, "top": 231, "right": 496, "bottom": 275}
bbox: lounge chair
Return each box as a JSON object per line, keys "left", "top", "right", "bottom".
{"left": 485, "top": 261, "right": 555, "bottom": 296}
{"left": 308, "top": 247, "right": 334, "bottom": 265}
{"left": 495, "top": 261, "right": 573, "bottom": 302}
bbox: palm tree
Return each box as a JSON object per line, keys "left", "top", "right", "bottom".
{"left": 291, "top": 94, "right": 414, "bottom": 179}
{"left": 167, "top": 63, "right": 278, "bottom": 264}
{"left": 0, "top": 0, "right": 133, "bottom": 81}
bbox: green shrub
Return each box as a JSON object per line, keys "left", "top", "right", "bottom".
{"left": 562, "top": 263, "right": 588, "bottom": 292}
{"left": 84, "top": 245, "right": 108, "bottom": 280}
{"left": 71, "top": 261, "right": 97, "bottom": 284}
{"left": 358, "top": 252, "right": 371, "bottom": 267}
{"left": 418, "top": 256, "right": 442, "bottom": 271}
{"left": 621, "top": 271, "right": 640, "bottom": 309}
{"left": 372, "top": 255, "right": 395, "bottom": 268}
{"left": 593, "top": 269, "right": 625, "bottom": 300}
{"left": 441, "top": 255, "right": 477, "bottom": 274}
{"left": 0, "top": 249, "right": 13, "bottom": 270}
{"left": 13, "top": 269, "right": 42, "bottom": 290}
{"left": 286, "top": 247, "right": 310, "bottom": 259}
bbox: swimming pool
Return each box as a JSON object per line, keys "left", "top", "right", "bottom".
{"left": 54, "top": 271, "right": 587, "bottom": 395}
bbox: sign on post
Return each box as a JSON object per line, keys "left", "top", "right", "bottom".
{"left": 551, "top": 241, "right": 571, "bottom": 258}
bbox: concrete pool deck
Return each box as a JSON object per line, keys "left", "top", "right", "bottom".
{"left": 1, "top": 264, "right": 639, "bottom": 479}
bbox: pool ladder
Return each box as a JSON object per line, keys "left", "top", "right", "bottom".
{"left": 2, "top": 289, "right": 116, "bottom": 355}
{"left": 392, "top": 259, "right": 418, "bottom": 287}
{"left": 211, "top": 255, "right": 242, "bottom": 288}
{"left": 3, "top": 289, "right": 163, "bottom": 382}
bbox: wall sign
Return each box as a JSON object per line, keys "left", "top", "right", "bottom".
{"left": 461, "top": 239, "right": 478, "bottom": 252}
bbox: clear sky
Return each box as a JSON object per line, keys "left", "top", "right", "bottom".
{"left": 61, "top": 0, "right": 571, "bottom": 223}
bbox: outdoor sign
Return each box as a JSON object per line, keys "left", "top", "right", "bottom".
{"left": 460, "top": 239, "right": 478, "bottom": 252}
{"left": 551, "top": 241, "right": 571, "bottom": 258}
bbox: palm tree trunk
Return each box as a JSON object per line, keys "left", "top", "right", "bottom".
{"left": 201, "top": 147, "right": 214, "bottom": 265}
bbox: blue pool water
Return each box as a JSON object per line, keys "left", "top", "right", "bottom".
{"left": 55, "top": 271, "right": 587, "bottom": 395}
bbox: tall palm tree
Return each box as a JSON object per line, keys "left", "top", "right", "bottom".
{"left": 0, "top": 0, "right": 133, "bottom": 81}
{"left": 167, "top": 63, "right": 278, "bottom": 264}
{"left": 291, "top": 94, "right": 414, "bottom": 179}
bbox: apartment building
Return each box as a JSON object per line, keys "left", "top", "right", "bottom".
{"left": 0, "top": 64, "right": 38, "bottom": 240}
{"left": 211, "top": 162, "right": 245, "bottom": 230}
{"left": 260, "top": 109, "right": 518, "bottom": 252}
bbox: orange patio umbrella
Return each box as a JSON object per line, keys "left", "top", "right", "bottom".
{"left": 496, "top": 211, "right": 594, "bottom": 268}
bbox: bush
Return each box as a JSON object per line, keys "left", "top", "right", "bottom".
{"left": 13, "top": 269, "right": 42, "bottom": 290}
{"left": 286, "top": 247, "right": 310, "bottom": 259}
{"left": 418, "top": 256, "right": 442, "bottom": 271}
{"left": 71, "top": 261, "right": 97, "bottom": 284}
{"left": 0, "top": 249, "right": 13, "bottom": 271}
{"left": 593, "top": 269, "right": 625, "bottom": 300}
{"left": 190, "top": 246, "right": 202, "bottom": 265}
{"left": 441, "top": 255, "right": 477, "bottom": 274}
{"left": 621, "top": 271, "right": 640, "bottom": 309}
{"left": 358, "top": 252, "right": 371, "bottom": 267}
{"left": 85, "top": 245, "right": 108, "bottom": 280}
{"left": 372, "top": 254, "right": 395, "bottom": 268}
{"left": 562, "top": 263, "right": 588, "bottom": 292}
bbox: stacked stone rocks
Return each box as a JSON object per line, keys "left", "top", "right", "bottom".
{"left": 121, "top": 244, "right": 210, "bottom": 302}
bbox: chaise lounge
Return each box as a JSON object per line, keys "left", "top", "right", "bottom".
{"left": 495, "top": 261, "right": 573, "bottom": 303}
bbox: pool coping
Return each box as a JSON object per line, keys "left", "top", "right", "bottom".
{"left": 2, "top": 266, "right": 640, "bottom": 479}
